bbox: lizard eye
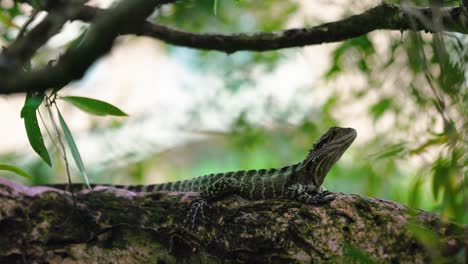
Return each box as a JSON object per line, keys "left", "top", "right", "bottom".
{"left": 314, "top": 136, "right": 328, "bottom": 149}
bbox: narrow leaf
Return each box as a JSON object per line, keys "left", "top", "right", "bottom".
{"left": 61, "top": 96, "right": 127, "bottom": 116}
{"left": 0, "top": 164, "right": 33, "bottom": 179}
{"left": 213, "top": 0, "right": 219, "bottom": 16}
{"left": 21, "top": 93, "right": 51, "bottom": 166}
{"left": 369, "top": 98, "right": 393, "bottom": 121}
{"left": 408, "top": 176, "right": 423, "bottom": 208}
{"left": 21, "top": 92, "right": 43, "bottom": 118}
{"left": 57, "top": 110, "right": 91, "bottom": 188}
{"left": 373, "top": 143, "right": 406, "bottom": 160}
{"left": 432, "top": 158, "right": 450, "bottom": 200}
{"left": 409, "top": 136, "right": 447, "bottom": 155}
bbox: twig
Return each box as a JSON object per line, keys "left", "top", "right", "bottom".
{"left": 17, "top": 9, "right": 39, "bottom": 39}
{"left": 46, "top": 97, "right": 77, "bottom": 208}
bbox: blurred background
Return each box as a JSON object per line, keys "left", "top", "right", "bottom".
{"left": 0, "top": 0, "right": 466, "bottom": 224}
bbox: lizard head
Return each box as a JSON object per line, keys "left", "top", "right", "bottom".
{"left": 297, "top": 126, "right": 357, "bottom": 188}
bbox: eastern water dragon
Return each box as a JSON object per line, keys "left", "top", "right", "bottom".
{"left": 44, "top": 126, "right": 357, "bottom": 225}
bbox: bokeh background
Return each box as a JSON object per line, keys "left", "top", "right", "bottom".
{"left": 0, "top": 0, "right": 466, "bottom": 224}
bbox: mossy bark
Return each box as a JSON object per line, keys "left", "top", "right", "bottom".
{"left": 0, "top": 178, "right": 465, "bottom": 263}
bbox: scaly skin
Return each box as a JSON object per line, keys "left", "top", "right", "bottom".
{"left": 47, "top": 127, "right": 357, "bottom": 204}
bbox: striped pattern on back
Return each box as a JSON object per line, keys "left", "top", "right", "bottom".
{"left": 45, "top": 163, "right": 299, "bottom": 197}
{"left": 42, "top": 127, "right": 357, "bottom": 202}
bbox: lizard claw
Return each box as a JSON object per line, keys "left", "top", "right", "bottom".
{"left": 309, "top": 190, "right": 335, "bottom": 204}
{"left": 286, "top": 184, "right": 335, "bottom": 205}
{"left": 184, "top": 197, "right": 209, "bottom": 230}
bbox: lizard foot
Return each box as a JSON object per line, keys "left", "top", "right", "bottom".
{"left": 304, "top": 190, "right": 335, "bottom": 205}
{"left": 286, "top": 184, "right": 335, "bottom": 205}
{"left": 184, "top": 197, "right": 210, "bottom": 230}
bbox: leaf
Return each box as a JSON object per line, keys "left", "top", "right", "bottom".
{"left": 373, "top": 143, "right": 406, "bottom": 160}
{"left": 438, "top": 58, "right": 464, "bottom": 96}
{"left": 432, "top": 158, "right": 450, "bottom": 200}
{"left": 406, "top": 33, "right": 424, "bottom": 73}
{"left": 21, "top": 92, "right": 43, "bottom": 118}
{"left": 67, "top": 29, "right": 88, "bottom": 51}
{"left": 343, "top": 244, "right": 377, "bottom": 264}
{"left": 21, "top": 92, "right": 51, "bottom": 166}
{"left": 369, "top": 98, "right": 393, "bottom": 121}
{"left": 213, "top": 0, "right": 219, "bottom": 16}
{"left": 0, "top": 10, "right": 20, "bottom": 29}
{"left": 60, "top": 96, "right": 127, "bottom": 116}
{"left": 409, "top": 83, "right": 427, "bottom": 106}
{"left": 57, "top": 109, "right": 91, "bottom": 188}
{"left": 409, "top": 136, "right": 447, "bottom": 155}
{"left": 325, "top": 36, "right": 374, "bottom": 79}
{"left": 325, "top": 64, "right": 341, "bottom": 79}
{"left": 357, "top": 58, "right": 369, "bottom": 72}
{"left": 408, "top": 176, "right": 423, "bottom": 208}
{"left": 30, "top": 0, "right": 42, "bottom": 9}
{"left": 406, "top": 222, "right": 439, "bottom": 249}
{"left": 322, "top": 94, "right": 338, "bottom": 114}
{"left": 0, "top": 164, "right": 33, "bottom": 179}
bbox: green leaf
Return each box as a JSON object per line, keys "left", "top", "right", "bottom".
{"left": 21, "top": 92, "right": 51, "bottom": 166}
{"left": 324, "top": 64, "right": 341, "bottom": 79}
{"left": 373, "top": 143, "right": 406, "bottom": 160}
{"left": 30, "top": 0, "right": 42, "bottom": 9}
{"left": 325, "top": 36, "right": 375, "bottom": 79}
{"left": 0, "top": 10, "right": 20, "bottom": 29}
{"left": 432, "top": 158, "right": 450, "bottom": 200}
{"left": 408, "top": 176, "right": 423, "bottom": 208}
{"left": 57, "top": 109, "right": 91, "bottom": 188}
{"left": 213, "top": 0, "right": 219, "bottom": 16}
{"left": 369, "top": 98, "right": 393, "bottom": 121}
{"left": 60, "top": 96, "right": 127, "bottom": 116}
{"left": 406, "top": 222, "right": 439, "bottom": 249}
{"left": 409, "top": 136, "right": 447, "bottom": 155}
{"left": 21, "top": 92, "right": 43, "bottom": 118}
{"left": 357, "top": 58, "right": 369, "bottom": 72}
{"left": 67, "top": 29, "right": 88, "bottom": 51}
{"left": 343, "top": 244, "right": 377, "bottom": 264}
{"left": 0, "top": 164, "right": 33, "bottom": 179}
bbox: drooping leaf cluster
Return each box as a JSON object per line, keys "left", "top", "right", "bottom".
{"left": 324, "top": 31, "right": 466, "bottom": 222}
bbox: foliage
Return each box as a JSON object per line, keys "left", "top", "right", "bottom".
{"left": 0, "top": 2, "right": 21, "bottom": 41}
{"left": 156, "top": 0, "right": 298, "bottom": 91}
{"left": 60, "top": 96, "right": 127, "bottom": 116}
{"left": 322, "top": 30, "right": 466, "bottom": 223}
{"left": 21, "top": 92, "right": 51, "bottom": 165}
{"left": 4, "top": 78, "right": 128, "bottom": 188}
{"left": 0, "top": 164, "right": 33, "bottom": 179}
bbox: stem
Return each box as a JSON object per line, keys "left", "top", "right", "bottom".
{"left": 46, "top": 98, "right": 77, "bottom": 208}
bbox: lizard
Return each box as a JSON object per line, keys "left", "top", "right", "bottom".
{"left": 45, "top": 126, "right": 357, "bottom": 226}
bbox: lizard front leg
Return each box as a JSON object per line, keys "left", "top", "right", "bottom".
{"left": 285, "top": 183, "right": 333, "bottom": 204}
{"left": 185, "top": 177, "right": 240, "bottom": 229}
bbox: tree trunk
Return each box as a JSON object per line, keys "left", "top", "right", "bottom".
{"left": 0, "top": 177, "right": 465, "bottom": 263}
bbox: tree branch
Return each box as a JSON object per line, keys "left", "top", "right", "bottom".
{"left": 77, "top": 3, "right": 468, "bottom": 54}
{"left": 1, "top": 4, "right": 87, "bottom": 71}
{"left": 0, "top": 2, "right": 466, "bottom": 95}
{"left": 0, "top": 0, "right": 164, "bottom": 95}
{"left": 0, "top": 178, "right": 465, "bottom": 262}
